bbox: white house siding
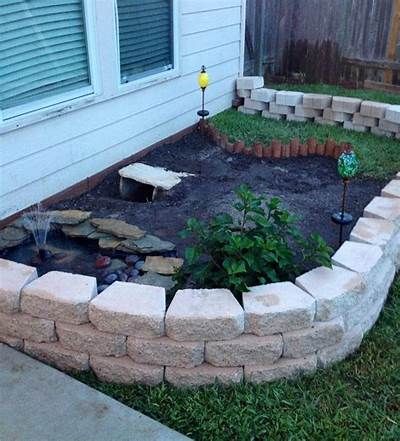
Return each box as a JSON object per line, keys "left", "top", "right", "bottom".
{"left": 0, "top": 0, "right": 245, "bottom": 220}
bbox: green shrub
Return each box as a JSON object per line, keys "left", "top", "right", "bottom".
{"left": 175, "top": 185, "right": 333, "bottom": 299}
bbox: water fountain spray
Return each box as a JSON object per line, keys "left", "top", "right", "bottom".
{"left": 22, "top": 205, "right": 53, "bottom": 261}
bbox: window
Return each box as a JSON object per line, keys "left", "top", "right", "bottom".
{"left": 116, "top": 0, "right": 174, "bottom": 83}
{"left": 0, "top": 0, "right": 92, "bottom": 118}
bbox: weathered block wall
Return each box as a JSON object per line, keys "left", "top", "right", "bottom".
{"left": 0, "top": 176, "right": 399, "bottom": 387}
{"left": 237, "top": 77, "right": 400, "bottom": 139}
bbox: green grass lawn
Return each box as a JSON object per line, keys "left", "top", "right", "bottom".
{"left": 76, "top": 276, "right": 400, "bottom": 441}
{"left": 271, "top": 83, "right": 400, "bottom": 106}
{"left": 211, "top": 109, "right": 400, "bottom": 180}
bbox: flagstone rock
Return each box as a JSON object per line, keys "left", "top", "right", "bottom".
{"left": 245, "top": 355, "right": 317, "bottom": 384}
{"left": 165, "top": 364, "right": 243, "bottom": 387}
{"left": 243, "top": 282, "right": 315, "bottom": 335}
{"left": 90, "top": 355, "right": 163, "bottom": 385}
{"left": 127, "top": 337, "right": 204, "bottom": 368}
{"left": 61, "top": 220, "right": 96, "bottom": 238}
{"left": 91, "top": 218, "right": 145, "bottom": 240}
{"left": 24, "top": 341, "right": 89, "bottom": 372}
{"left": 166, "top": 289, "right": 244, "bottom": 341}
{"left": 136, "top": 272, "right": 176, "bottom": 291}
{"left": 21, "top": 271, "right": 97, "bottom": 324}
{"left": 98, "top": 236, "right": 122, "bottom": 250}
{"left": 118, "top": 235, "right": 175, "bottom": 254}
{"left": 49, "top": 210, "right": 91, "bottom": 225}
{"left": 0, "top": 258, "right": 37, "bottom": 313}
{"left": 142, "top": 256, "right": 183, "bottom": 275}
{"left": 295, "top": 265, "right": 364, "bottom": 321}
{"left": 89, "top": 282, "right": 166, "bottom": 338}
{"left": 0, "top": 226, "right": 31, "bottom": 250}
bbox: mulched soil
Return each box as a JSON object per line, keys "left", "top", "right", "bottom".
{"left": 53, "top": 131, "right": 385, "bottom": 255}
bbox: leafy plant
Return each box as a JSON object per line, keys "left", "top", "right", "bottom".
{"left": 175, "top": 185, "right": 332, "bottom": 299}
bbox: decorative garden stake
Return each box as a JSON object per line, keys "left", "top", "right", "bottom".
{"left": 197, "top": 65, "right": 209, "bottom": 133}
{"left": 331, "top": 145, "right": 360, "bottom": 245}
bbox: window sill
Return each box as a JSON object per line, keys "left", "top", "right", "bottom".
{"left": 0, "top": 70, "right": 182, "bottom": 135}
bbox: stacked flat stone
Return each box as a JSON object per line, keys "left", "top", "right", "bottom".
{"left": 236, "top": 77, "right": 400, "bottom": 138}
{"left": 0, "top": 176, "right": 399, "bottom": 387}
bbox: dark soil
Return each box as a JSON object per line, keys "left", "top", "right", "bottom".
{"left": 53, "top": 131, "right": 384, "bottom": 255}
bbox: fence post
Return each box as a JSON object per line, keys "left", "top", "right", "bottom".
{"left": 254, "top": 0, "right": 266, "bottom": 77}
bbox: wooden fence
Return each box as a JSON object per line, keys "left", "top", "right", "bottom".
{"left": 245, "top": 0, "right": 400, "bottom": 89}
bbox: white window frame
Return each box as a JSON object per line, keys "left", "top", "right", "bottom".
{"left": 0, "top": 0, "right": 181, "bottom": 133}
{"left": 0, "top": 0, "right": 100, "bottom": 124}
{"left": 115, "top": 0, "right": 180, "bottom": 95}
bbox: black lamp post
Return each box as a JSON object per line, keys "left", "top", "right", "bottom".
{"left": 197, "top": 65, "right": 209, "bottom": 132}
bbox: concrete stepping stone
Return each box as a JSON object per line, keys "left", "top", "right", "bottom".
{"left": 119, "top": 163, "right": 194, "bottom": 200}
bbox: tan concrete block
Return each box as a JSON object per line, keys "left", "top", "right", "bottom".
{"left": 0, "top": 312, "right": 56, "bottom": 343}
{"left": 127, "top": 337, "right": 204, "bottom": 368}
{"left": 243, "top": 282, "right": 315, "bottom": 335}
{"left": 350, "top": 217, "right": 397, "bottom": 253}
{"left": 205, "top": 334, "right": 282, "bottom": 367}
{"left": 89, "top": 282, "right": 166, "bottom": 338}
{"left": 360, "top": 101, "right": 388, "bottom": 119}
{"left": 24, "top": 341, "right": 89, "bottom": 372}
{"left": 238, "top": 106, "right": 259, "bottom": 116}
{"left": 385, "top": 105, "right": 400, "bottom": 124}
{"left": 317, "top": 325, "right": 363, "bottom": 367}
{"left": 237, "top": 76, "right": 264, "bottom": 90}
{"left": 90, "top": 355, "right": 164, "bottom": 385}
{"left": 237, "top": 89, "right": 250, "bottom": 98}
{"left": 296, "top": 265, "right": 364, "bottom": 321}
{"left": 371, "top": 126, "right": 395, "bottom": 138}
{"left": 381, "top": 180, "right": 400, "bottom": 199}
{"left": 244, "top": 354, "right": 317, "bottom": 384}
{"left": 165, "top": 363, "right": 243, "bottom": 387}
{"left": 332, "top": 96, "right": 362, "bottom": 113}
{"left": 323, "top": 108, "right": 352, "bottom": 122}
{"left": 276, "top": 91, "right": 303, "bottom": 106}
{"left": 0, "top": 334, "right": 23, "bottom": 350}
{"left": 295, "top": 105, "right": 322, "bottom": 118}
{"left": 244, "top": 98, "right": 267, "bottom": 111}
{"left": 57, "top": 322, "right": 126, "bottom": 357}
{"left": 364, "top": 196, "right": 400, "bottom": 225}
{"left": 251, "top": 88, "right": 277, "bottom": 103}
{"left": 344, "top": 121, "right": 369, "bottom": 133}
{"left": 302, "top": 93, "right": 332, "bottom": 109}
{"left": 283, "top": 318, "right": 344, "bottom": 358}
{"left": 0, "top": 258, "right": 37, "bottom": 314}
{"left": 314, "top": 117, "right": 340, "bottom": 127}
{"left": 352, "top": 112, "right": 378, "bottom": 127}
{"left": 379, "top": 119, "right": 400, "bottom": 133}
{"left": 287, "top": 114, "right": 311, "bottom": 123}
{"left": 269, "top": 102, "right": 294, "bottom": 115}
{"left": 21, "top": 271, "right": 97, "bottom": 324}
{"left": 165, "top": 289, "right": 244, "bottom": 341}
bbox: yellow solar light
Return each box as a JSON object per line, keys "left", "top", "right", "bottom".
{"left": 197, "top": 65, "right": 210, "bottom": 124}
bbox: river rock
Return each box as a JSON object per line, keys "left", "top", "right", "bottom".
{"left": 135, "top": 260, "right": 145, "bottom": 271}
{"left": 118, "top": 235, "right": 175, "bottom": 254}
{"left": 91, "top": 218, "right": 145, "bottom": 240}
{"left": 49, "top": 210, "right": 91, "bottom": 225}
{"left": 125, "top": 254, "right": 140, "bottom": 265}
{"left": 104, "top": 273, "right": 118, "bottom": 284}
{"left": 95, "top": 255, "right": 111, "bottom": 269}
{"left": 142, "top": 256, "right": 184, "bottom": 275}
{"left": 62, "top": 220, "right": 96, "bottom": 238}
{"left": 136, "top": 272, "right": 176, "bottom": 290}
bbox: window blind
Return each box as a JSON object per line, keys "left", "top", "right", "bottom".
{"left": 117, "top": 0, "right": 173, "bottom": 82}
{"left": 0, "top": 0, "right": 91, "bottom": 112}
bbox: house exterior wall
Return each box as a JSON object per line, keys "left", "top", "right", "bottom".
{"left": 0, "top": 0, "right": 246, "bottom": 221}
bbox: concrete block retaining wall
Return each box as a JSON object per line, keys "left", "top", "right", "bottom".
{"left": 0, "top": 179, "right": 399, "bottom": 387}
{"left": 236, "top": 77, "right": 400, "bottom": 139}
